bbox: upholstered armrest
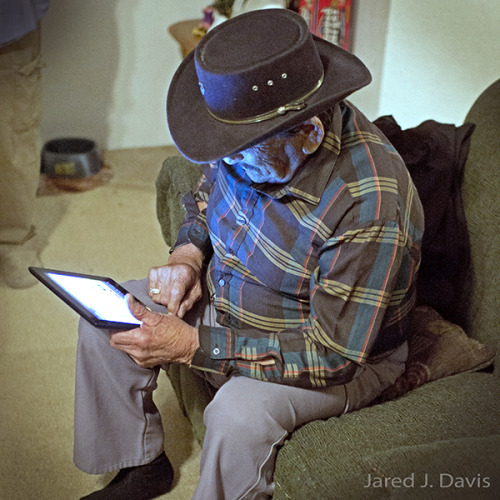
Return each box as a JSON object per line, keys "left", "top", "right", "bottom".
{"left": 155, "top": 155, "right": 203, "bottom": 247}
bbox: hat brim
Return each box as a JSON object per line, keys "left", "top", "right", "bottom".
{"left": 167, "top": 36, "right": 371, "bottom": 164}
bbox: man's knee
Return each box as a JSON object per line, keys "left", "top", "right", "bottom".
{"left": 78, "top": 316, "right": 106, "bottom": 346}
{"left": 203, "top": 377, "right": 296, "bottom": 442}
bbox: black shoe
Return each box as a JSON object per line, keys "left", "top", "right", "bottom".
{"left": 80, "top": 452, "right": 174, "bottom": 500}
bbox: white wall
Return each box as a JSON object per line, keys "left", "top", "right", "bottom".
{"left": 377, "top": 0, "right": 500, "bottom": 128}
{"left": 40, "top": 1, "right": 500, "bottom": 151}
{"left": 348, "top": 0, "right": 390, "bottom": 120}
{"left": 41, "top": 0, "right": 207, "bottom": 150}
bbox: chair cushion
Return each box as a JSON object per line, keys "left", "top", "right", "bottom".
{"left": 155, "top": 156, "right": 202, "bottom": 247}
{"left": 273, "top": 371, "right": 500, "bottom": 499}
{"left": 376, "top": 305, "right": 496, "bottom": 403}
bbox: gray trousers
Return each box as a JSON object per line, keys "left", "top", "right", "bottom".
{"left": 74, "top": 279, "right": 407, "bottom": 500}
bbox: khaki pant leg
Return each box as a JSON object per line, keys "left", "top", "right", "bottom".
{"left": 0, "top": 25, "right": 42, "bottom": 244}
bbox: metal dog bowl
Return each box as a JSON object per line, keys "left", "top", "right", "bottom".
{"left": 41, "top": 138, "right": 102, "bottom": 178}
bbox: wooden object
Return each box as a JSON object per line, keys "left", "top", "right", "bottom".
{"left": 168, "top": 19, "right": 204, "bottom": 58}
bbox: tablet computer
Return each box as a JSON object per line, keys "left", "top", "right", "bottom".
{"left": 29, "top": 267, "right": 142, "bottom": 330}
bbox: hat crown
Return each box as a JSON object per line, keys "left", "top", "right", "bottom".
{"left": 195, "top": 10, "right": 324, "bottom": 123}
{"left": 167, "top": 8, "right": 371, "bottom": 163}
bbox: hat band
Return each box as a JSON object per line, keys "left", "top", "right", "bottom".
{"left": 207, "top": 73, "right": 324, "bottom": 125}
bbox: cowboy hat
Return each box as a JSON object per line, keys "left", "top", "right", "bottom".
{"left": 167, "top": 9, "right": 371, "bottom": 163}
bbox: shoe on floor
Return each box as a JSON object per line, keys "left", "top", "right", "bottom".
{"left": 80, "top": 452, "right": 174, "bottom": 500}
{"left": 0, "top": 244, "right": 41, "bottom": 289}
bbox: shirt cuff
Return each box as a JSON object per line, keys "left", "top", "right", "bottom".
{"left": 189, "top": 325, "right": 235, "bottom": 375}
{"left": 170, "top": 224, "right": 190, "bottom": 252}
{"left": 171, "top": 214, "right": 211, "bottom": 255}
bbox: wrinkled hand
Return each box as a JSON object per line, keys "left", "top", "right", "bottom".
{"left": 148, "top": 244, "right": 204, "bottom": 317}
{"left": 110, "top": 294, "right": 200, "bottom": 368}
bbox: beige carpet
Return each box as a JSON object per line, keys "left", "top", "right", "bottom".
{"left": 0, "top": 147, "right": 201, "bottom": 500}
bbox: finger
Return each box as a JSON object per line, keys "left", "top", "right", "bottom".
{"left": 109, "top": 335, "right": 146, "bottom": 366}
{"left": 177, "top": 301, "right": 190, "bottom": 319}
{"left": 148, "top": 285, "right": 162, "bottom": 302}
{"left": 126, "top": 294, "right": 162, "bottom": 328}
{"left": 177, "top": 282, "right": 203, "bottom": 318}
{"left": 148, "top": 268, "right": 163, "bottom": 301}
{"left": 148, "top": 266, "right": 160, "bottom": 286}
{"left": 109, "top": 327, "right": 139, "bottom": 348}
{"left": 166, "top": 282, "right": 186, "bottom": 316}
{"left": 177, "top": 290, "right": 199, "bottom": 318}
{"left": 127, "top": 294, "right": 149, "bottom": 318}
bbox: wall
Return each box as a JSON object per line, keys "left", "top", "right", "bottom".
{"left": 40, "top": 1, "right": 500, "bottom": 151}
{"left": 348, "top": 0, "right": 390, "bottom": 120}
{"left": 377, "top": 0, "right": 500, "bottom": 128}
{"left": 41, "top": 0, "right": 207, "bottom": 150}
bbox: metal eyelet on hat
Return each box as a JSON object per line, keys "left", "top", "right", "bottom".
{"left": 207, "top": 73, "right": 324, "bottom": 124}
{"left": 253, "top": 77, "right": 287, "bottom": 92}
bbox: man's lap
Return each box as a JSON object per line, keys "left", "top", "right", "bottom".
{"left": 121, "top": 277, "right": 406, "bottom": 414}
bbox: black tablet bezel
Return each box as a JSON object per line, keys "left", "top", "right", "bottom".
{"left": 29, "top": 266, "right": 142, "bottom": 330}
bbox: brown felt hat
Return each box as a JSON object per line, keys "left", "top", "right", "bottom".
{"left": 167, "top": 9, "right": 371, "bottom": 163}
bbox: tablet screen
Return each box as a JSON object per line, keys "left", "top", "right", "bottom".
{"left": 47, "top": 272, "right": 141, "bottom": 326}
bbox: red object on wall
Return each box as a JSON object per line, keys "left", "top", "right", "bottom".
{"left": 298, "top": 0, "right": 353, "bottom": 50}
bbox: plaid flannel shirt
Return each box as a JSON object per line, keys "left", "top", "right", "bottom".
{"left": 174, "top": 101, "right": 424, "bottom": 388}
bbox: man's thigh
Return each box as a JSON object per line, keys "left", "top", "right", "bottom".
{"left": 205, "top": 375, "right": 348, "bottom": 434}
{"left": 201, "top": 343, "right": 407, "bottom": 431}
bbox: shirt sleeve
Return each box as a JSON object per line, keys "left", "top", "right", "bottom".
{"left": 190, "top": 220, "right": 416, "bottom": 389}
{"left": 171, "top": 163, "right": 216, "bottom": 257}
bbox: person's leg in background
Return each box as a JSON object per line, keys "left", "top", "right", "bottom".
{"left": 0, "top": 24, "right": 43, "bottom": 288}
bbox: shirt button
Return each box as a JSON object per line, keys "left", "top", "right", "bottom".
{"left": 236, "top": 213, "right": 248, "bottom": 226}
{"left": 213, "top": 347, "right": 220, "bottom": 355}
{"left": 218, "top": 278, "right": 225, "bottom": 286}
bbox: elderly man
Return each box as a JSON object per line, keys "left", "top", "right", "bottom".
{"left": 76, "top": 9, "right": 424, "bottom": 500}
